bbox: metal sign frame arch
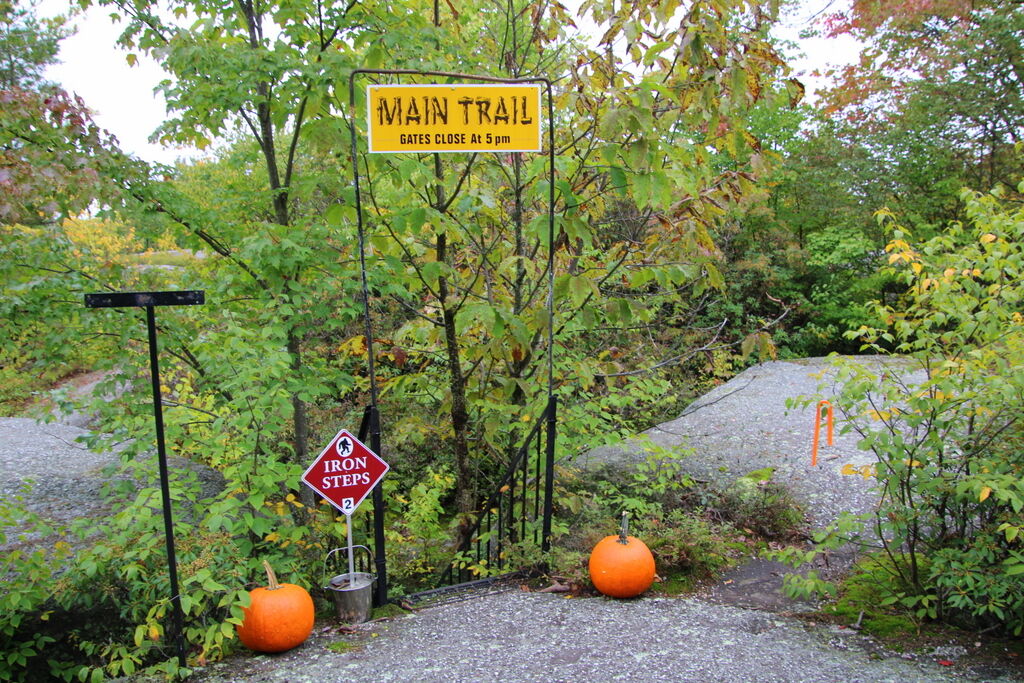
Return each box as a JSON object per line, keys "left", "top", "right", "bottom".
{"left": 346, "top": 69, "right": 558, "bottom": 602}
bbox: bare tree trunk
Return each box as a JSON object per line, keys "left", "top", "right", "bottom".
{"left": 432, "top": 152, "right": 475, "bottom": 513}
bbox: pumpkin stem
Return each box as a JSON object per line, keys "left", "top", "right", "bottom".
{"left": 262, "top": 559, "right": 281, "bottom": 590}
{"left": 618, "top": 510, "right": 630, "bottom": 544}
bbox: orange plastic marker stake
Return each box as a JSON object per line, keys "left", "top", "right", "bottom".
{"left": 811, "top": 400, "right": 834, "bottom": 467}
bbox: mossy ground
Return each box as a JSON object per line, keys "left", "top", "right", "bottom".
{"left": 652, "top": 572, "right": 706, "bottom": 596}
{"left": 372, "top": 602, "right": 409, "bottom": 620}
{"left": 795, "top": 554, "right": 1024, "bottom": 677}
{"left": 325, "top": 640, "right": 360, "bottom": 653}
{"left": 822, "top": 565, "right": 919, "bottom": 639}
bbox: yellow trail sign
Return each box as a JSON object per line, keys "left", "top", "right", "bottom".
{"left": 367, "top": 84, "right": 542, "bottom": 154}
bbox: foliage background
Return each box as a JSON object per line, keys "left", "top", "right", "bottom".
{"left": 2, "top": 0, "right": 1023, "bottom": 678}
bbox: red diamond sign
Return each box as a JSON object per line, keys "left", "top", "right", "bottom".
{"left": 301, "top": 429, "right": 389, "bottom": 515}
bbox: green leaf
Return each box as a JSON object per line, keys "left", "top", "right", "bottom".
{"left": 609, "top": 167, "right": 628, "bottom": 196}
{"left": 325, "top": 204, "right": 344, "bottom": 227}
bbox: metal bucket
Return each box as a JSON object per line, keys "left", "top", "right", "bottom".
{"left": 326, "top": 572, "right": 375, "bottom": 624}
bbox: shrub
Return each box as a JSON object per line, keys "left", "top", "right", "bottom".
{"left": 718, "top": 467, "right": 806, "bottom": 541}
{"left": 0, "top": 487, "right": 70, "bottom": 682}
{"left": 548, "top": 446, "right": 797, "bottom": 591}
{"left": 780, "top": 185, "right": 1024, "bottom": 635}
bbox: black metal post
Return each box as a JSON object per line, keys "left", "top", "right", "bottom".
{"left": 85, "top": 291, "right": 203, "bottom": 673}
{"left": 368, "top": 406, "right": 388, "bottom": 606}
{"left": 542, "top": 397, "right": 556, "bottom": 552}
{"left": 146, "top": 306, "right": 187, "bottom": 670}
{"left": 350, "top": 71, "right": 388, "bottom": 609}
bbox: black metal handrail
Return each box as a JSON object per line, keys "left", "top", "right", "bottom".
{"left": 441, "top": 397, "right": 557, "bottom": 585}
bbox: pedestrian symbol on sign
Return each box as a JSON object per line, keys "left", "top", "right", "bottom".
{"left": 336, "top": 437, "right": 351, "bottom": 456}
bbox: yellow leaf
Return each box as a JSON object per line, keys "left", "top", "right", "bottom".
{"left": 840, "top": 464, "right": 858, "bottom": 476}
{"left": 860, "top": 465, "right": 875, "bottom": 480}
{"left": 980, "top": 233, "right": 996, "bottom": 244}
{"left": 149, "top": 625, "right": 160, "bottom": 641}
{"left": 980, "top": 486, "right": 992, "bottom": 502}
{"left": 911, "top": 262, "right": 923, "bottom": 275}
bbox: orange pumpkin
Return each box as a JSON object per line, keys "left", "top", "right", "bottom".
{"left": 237, "top": 560, "right": 315, "bottom": 653}
{"left": 588, "top": 512, "right": 656, "bottom": 598}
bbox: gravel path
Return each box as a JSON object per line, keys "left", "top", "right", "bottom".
{"left": 0, "top": 414, "right": 221, "bottom": 551}
{"left": 193, "top": 590, "right": 995, "bottom": 683}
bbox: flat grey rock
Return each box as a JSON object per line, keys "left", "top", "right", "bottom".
{"left": 0, "top": 416, "right": 223, "bottom": 551}
{"left": 580, "top": 356, "right": 926, "bottom": 527}
{"left": 0, "top": 417, "right": 113, "bottom": 526}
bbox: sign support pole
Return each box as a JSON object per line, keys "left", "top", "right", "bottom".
{"left": 85, "top": 290, "right": 204, "bottom": 672}
{"left": 345, "top": 512, "right": 355, "bottom": 584}
{"left": 145, "top": 304, "right": 186, "bottom": 671}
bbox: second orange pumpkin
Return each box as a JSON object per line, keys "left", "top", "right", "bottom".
{"left": 588, "top": 514, "right": 656, "bottom": 598}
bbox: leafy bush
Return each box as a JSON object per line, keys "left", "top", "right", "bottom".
{"left": 639, "top": 508, "right": 742, "bottom": 580}
{"left": 780, "top": 185, "right": 1024, "bottom": 635}
{"left": 718, "top": 467, "right": 806, "bottom": 541}
{"left": 548, "top": 446, "right": 801, "bottom": 590}
{"left": 381, "top": 467, "right": 457, "bottom": 594}
{"left": 0, "top": 487, "right": 70, "bottom": 682}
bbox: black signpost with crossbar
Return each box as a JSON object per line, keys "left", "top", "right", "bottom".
{"left": 84, "top": 290, "right": 204, "bottom": 670}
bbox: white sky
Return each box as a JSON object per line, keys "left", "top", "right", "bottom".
{"left": 38, "top": 0, "right": 192, "bottom": 165}
{"left": 37, "top": 0, "right": 861, "bottom": 166}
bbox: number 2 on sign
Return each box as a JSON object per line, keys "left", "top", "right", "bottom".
{"left": 341, "top": 498, "right": 355, "bottom": 513}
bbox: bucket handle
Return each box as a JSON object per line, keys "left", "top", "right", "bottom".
{"left": 324, "top": 545, "right": 372, "bottom": 587}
